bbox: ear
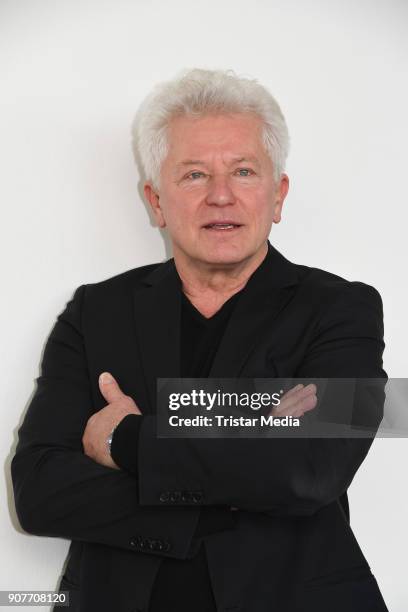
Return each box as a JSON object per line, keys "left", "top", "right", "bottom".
{"left": 144, "top": 182, "right": 166, "bottom": 228}
{"left": 272, "top": 174, "right": 289, "bottom": 224}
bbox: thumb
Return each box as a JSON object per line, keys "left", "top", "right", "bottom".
{"left": 99, "top": 372, "right": 126, "bottom": 404}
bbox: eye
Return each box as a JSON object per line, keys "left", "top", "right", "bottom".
{"left": 235, "top": 168, "right": 254, "bottom": 177}
{"left": 187, "top": 171, "right": 206, "bottom": 180}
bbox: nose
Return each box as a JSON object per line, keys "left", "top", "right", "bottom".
{"left": 205, "top": 174, "right": 236, "bottom": 207}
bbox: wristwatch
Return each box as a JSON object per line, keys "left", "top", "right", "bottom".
{"left": 107, "top": 425, "right": 118, "bottom": 456}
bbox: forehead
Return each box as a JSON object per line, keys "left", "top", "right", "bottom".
{"left": 166, "top": 112, "right": 266, "bottom": 160}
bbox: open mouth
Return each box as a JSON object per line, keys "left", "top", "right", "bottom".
{"left": 203, "top": 223, "right": 242, "bottom": 231}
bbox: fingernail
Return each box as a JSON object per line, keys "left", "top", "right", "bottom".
{"left": 100, "top": 372, "right": 113, "bottom": 384}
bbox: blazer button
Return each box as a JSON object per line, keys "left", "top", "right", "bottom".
{"left": 162, "top": 540, "right": 171, "bottom": 552}
{"left": 153, "top": 540, "right": 163, "bottom": 551}
{"left": 147, "top": 539, "right": 156, "bottom": 550}
{"left": 156, "top": 539, "right": 167, "bottom": 551}
{"left": 159, "top": 491, "right": 170, "bottom": 502}
{"left": 130, "top": 535, "right": 143, "bottom": 548}
{"left": 169, "top": 491, "right": 181, "bottom": 502}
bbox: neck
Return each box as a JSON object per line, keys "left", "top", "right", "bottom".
{"left": 173, "top": 242, "right": 269, "bottom": 303}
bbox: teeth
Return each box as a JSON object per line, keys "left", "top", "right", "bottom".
{"left": 207, "top": 224, "right": 237, "bottom": 229}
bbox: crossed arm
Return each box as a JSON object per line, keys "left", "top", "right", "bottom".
{"left": 84, "top": 372, "right": 317, "bottom": 473}
{"left": 11, "top": 281, "right": 387, "bottom": 558}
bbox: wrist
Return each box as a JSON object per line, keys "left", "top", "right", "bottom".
{"left": 107, "top": 424, "right": 118, "bottom": 456}
{"left": 109, "top": 413, "right": 143, "bottom": 473}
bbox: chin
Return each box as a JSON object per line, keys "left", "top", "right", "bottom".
{"left": 197, "top": 244, "right": 249, "bottom": 266}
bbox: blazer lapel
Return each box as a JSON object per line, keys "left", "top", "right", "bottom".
{"left": 209, "top": 241, "right": 300, "bottom": 377}
{"left": 132, "top": 241, "right": 299, "bottom": 413}
{"left": 132, "top": 260, "right": 182, "bottom": 414}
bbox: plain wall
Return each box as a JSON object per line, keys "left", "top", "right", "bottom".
{"left": 1, "top": 0, "right": 407, "bottom": 609}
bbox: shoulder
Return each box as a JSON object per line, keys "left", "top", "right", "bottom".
{"left": 91, "top": 260, "right": 162, "bottom": 288}
{"left": 81, "top": 260, "right": 164, "bottom": 298}
{"left": 285, "top": 263, "right": 385, "bottom": 357}
{"left": 62, "top": 260, "right": 165, "bottom": 318}
{"left": 293, "top": 261, "right": 384, "bottom": 314}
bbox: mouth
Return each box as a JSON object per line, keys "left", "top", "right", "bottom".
{"left": 202, "top": 223, "right": 243, "bottom": 232}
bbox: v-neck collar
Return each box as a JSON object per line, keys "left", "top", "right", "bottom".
{"left": 181, "top": 288, "right": 242, "bottom": 325}
{"left": 179, "top": 245, "right": 271, "bottom": 323}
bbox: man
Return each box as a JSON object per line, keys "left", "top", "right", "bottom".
{"left": 11, "top": 68, "right": 388, "bottom": 611}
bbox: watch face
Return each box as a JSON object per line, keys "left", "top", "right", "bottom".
{"left": 107, "top": 427, "right": 116, "bottom": 455}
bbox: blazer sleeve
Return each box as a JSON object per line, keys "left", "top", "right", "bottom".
{"left": 10, "top": 285, "right": 199, "bottom": 559}
{"left": 110, "top": 413, "right": 143, "bottom": 473}
{"left": 135, "top": 282, "right": 387, "bottom": 516}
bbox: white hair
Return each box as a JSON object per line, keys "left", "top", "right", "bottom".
{"left": 131, "top": 68, "right": 290, "bottom": 190}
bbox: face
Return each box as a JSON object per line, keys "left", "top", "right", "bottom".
{"left": 144, "top": 112, "right": 289, "bottom": 268}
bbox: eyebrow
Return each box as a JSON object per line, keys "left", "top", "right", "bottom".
{"left": 174, "top": 156, "right": 260, "bottom": 171}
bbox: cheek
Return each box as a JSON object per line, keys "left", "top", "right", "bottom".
{"left": 165, "top": 193, "right": 200, "bottom": 228}
{"left": 164, "top": 203, "right": 194, "bottom": 234}
{"left": 243, "top": 187, "right": 275, "bottom": 216}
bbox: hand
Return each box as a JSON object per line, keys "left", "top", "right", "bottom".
{"left": 269, "top": 383, "right": 317, "bottom": 418}
{"left": 82, "top": 372, "right": 142, "bottom": 469}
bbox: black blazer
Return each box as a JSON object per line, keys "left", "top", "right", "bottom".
{"left": 11, "top": 240, "right": 389, "bottom": 612}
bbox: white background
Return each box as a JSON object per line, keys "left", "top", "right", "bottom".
{"left": 1, "top": 0, "right": 407, "bottom": 609}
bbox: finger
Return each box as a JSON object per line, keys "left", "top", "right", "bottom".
{"left": 280, "top": 384, "right": 304, "bottom": 401}
{"left": 278, "top": 384, "right": 309, "bottom": 409}
{"left": 287, "top": 385, "right": 317, "bottom": 415}
{"left": 99, "top": 372, "right": 127, "bottom": 404}
{"left": 291, "top": 394, "right": 318, "bottom": 418}
{"left": 276, "top": 384, "right": 315, "bottom": 414}
{"left": 273, "top": 385, "right": 317, "bottom": 416}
